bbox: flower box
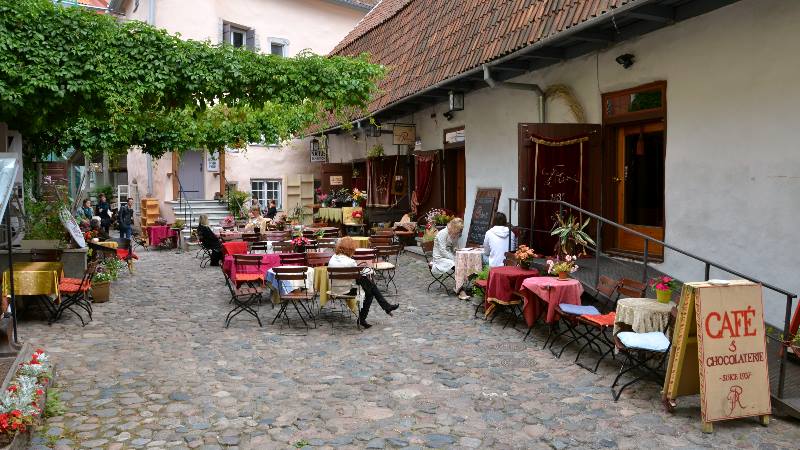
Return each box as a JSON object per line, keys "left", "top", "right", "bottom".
{"left": 0, "top": 345, "right": 55, "bottom": 449}
{"left": 19, "top": 240, "right": 61, "bottom": 250}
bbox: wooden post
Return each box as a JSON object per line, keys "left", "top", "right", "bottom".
{"left": 171, "top": 152, "right": 179, "bottom": 200}
{"left": 219, "top": 149, "right": 226, "bottom": 196}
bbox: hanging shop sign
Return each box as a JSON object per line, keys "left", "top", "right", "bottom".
{"left": 206, "top": 151, "right": 219, "bottom": 172}
{"left": 393, "top": 125, "right": 416, "bottom": 146}
{"left": 329, "top": 175, "right": 343, "bottom": 186}
{"left": 310, "top": 138, "right": 328, "bottom": 163}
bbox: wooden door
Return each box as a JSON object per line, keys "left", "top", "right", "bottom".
{"left": 320, "top": 163, "right": 353, "bottom": 194}
{"left": 177, "top": 151, "right": 204, "bottom": 200}
{"left": 442, "top": 147, "right": 465, "bottom": 215}
{"left": 614, "top": 122, "right": 665, "bottom": 256}
{"left": 455, "top": 148, "right": 466, "bottom": 214}
{"left": 518, "top": 123, "right": 602, "bottom": 254}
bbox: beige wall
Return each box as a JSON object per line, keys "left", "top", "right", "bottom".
{"left": 122, "top": 0, "right": 365, "bottom": 55}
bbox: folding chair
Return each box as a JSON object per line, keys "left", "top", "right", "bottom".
{"left": 318, "top": 239, "right": 337, "bottom": 251}
{"left": 573, "top": 276, "right": 622, "bottom": 372}
{"left": 250, "top": 241, "right": 270, "bottom": 253}
{"left": 264, "top": 231, "right": 290, "bottom": 242}
{"left": 272, "top": 241, "right": 293, "bottom": 253}
{"left": 279, "top": 252, "right": 307, "bottom": 266}
{"left": 611, "top": 307, "right": 676, "bottom": 401}
{"left": 113, "top": 238, "right": 138, "bottom": 274}
{"left": 421, "top": 242, "right": 454, "bottom": 294}
{"left": 131, "top": 228, "right": 149, "bottom": 252}
{"left": 618, "top": 278, "right": 647, "bottom": 298}
{"left": 322, "top": 229, "right": 340, "bottom": 239}
{"left": 325, "top": 266, "right": 363, "bottom": 330}
{"left": 305, "top": 239, "right": 319, "bottom": 251}
{"left": 372, "top": 244, "right": 399, "bottom": 294}
{"left": 223, "top": 269, "right": 263, "bottom": 328}
{"left": 53, "top": 262, "right": 96, "bottom": 326}
{"left": 272, "top": 266, "right": 316, "bottom": 329}
{"left": 306, "top": 252, "right": 333, "bottom": 268}
{"left": 473, "top": 278, "right": 489, "bottom": 318}
{"left": 232, "top": 254, "right": 265, "bottom": 288}
{"left": 242, "top": 233, "right": 260, "bottom": 242}
{"left": 352, "top": 248, "right": 377, "bottom": 282}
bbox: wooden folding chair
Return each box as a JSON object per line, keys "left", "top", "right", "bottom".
{"left": 279, "top": 252, "right": 307, "bottom": 266}
{"left": 618, "top": 278, "right": 647, "bottom": 298}
{"left": 573, "top": 276, "right": 622, "bottom": 372}
{"left": 242, "top": 233, "right": 260, "bottom": 242}
{"left": 223, "top": 269, "right": 263, "bottom": 328}
{"left": 272, "top": 241, "right": 293, "bottom": 253}
{"left": 272, "top": 266, "right": 315, "bottom": 329}
{"left": 326, "top": 266, "right": 362, "bottom": 329}
{"left": 611, "top": 307, "right": 676, "bottom": 401}
{"left": 352, "top": 248, "right": 377, "bottom": 281}
{"left": 372, "top": 244, "right": 399, "bottom": 294}
{"left": 232, "top": 254, "right": 265, "bottom": 288}
{"left": 306, "top": 252, "right": 333, "bottom": 268}
{"left": 421, "top": 241, "right": 454, "bottom": 294}
{"left": 317, "top": 238, "right": 337, "bottom": 250}
{"left": 322, "top": 229, "right": 340, "bottom": 239}
{"left": 250, "top": 241, "right": 270, "bottom": 253}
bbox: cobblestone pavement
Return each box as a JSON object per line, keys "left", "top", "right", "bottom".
{"left": 20, "top": 250, "right": 799, "bottom": 449}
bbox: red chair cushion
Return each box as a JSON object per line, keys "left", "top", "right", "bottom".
{"left": 59, "top": 282, "right": 90, "bottom": 293}
{"left": 581, "top": 312, "right": 616, "bottom": 327}
{"left": 117, "top": 249, "right": 138, "bottom": 260}
{"left": 234, "top": 274, "right": 264, "bottom": 284}
{"left": 475, "top": 279, "right": 488, "bottom": 288}
{"left": 61, "top": 277, "right": 82, "bottom": 285}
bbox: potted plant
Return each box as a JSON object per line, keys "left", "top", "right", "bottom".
{"left": 514, "top": 245, "right": 539, "bottom": 270}
{"left": 351, "top": 188, "right": 367, "bottom": 207}
{"left": 226, "top": 189, "right": 250, "bottom": 220}
{"left": 550, "top": 214, "right": 595, "bottom": 257}
{"left": 92, "top": 259, "right": 124, "bottom": 303}
{"left": 420, "top": 225, "right": 438, "bottom": 252}
{"left": 424, "top": 209, "right": 452, "bottom": 230}
{"left": 20, "top": 193, "right": 68, "bottom": 249}
{"left": 546, "top": 255, "right": 579, "bottom": 280}
{"left": 351, "top": 209, "right": 364, "bottom": 224}
{"left": 367, "top": 144, "right": 384, "bottom": 159}
{"left": 291, "top": 236, "right": 310, "bottom": 253}
{"left": 649, "top": 275, "right": 679, "bottom": 304}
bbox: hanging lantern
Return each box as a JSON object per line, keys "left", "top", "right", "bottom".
{"left": 449, "top": 91, "right": 464, "bottom": 112}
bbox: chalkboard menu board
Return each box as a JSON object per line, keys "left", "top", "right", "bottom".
{"left": 466, "top": 188, "right": 502, "bottom": 246}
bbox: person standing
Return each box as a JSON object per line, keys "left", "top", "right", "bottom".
{"left": 118, "top": 198, "right": 135, "bottom": 240}
{"left": 266, "top": 199, "right": 278, "bottom": 220}
{"left": 328, "top": 237, "right": 398, "bottom": 328}
{"left": 96, "top": 193, "right": 112, "bottom": 234}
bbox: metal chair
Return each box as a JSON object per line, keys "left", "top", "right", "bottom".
{"left": 223, "top": 269, "right": 263, "bottom": 328}
{"left": 232, "top": 254, "right": 265, "bottom": 288}
{"left": 318, "top": 239, "right": 337, "bottom": 250}
{"left": 242, "top": 233, "right": 260, "bottom": 242}
{"left": 131, "top": 228, "right": 149, "bottom": 252}
{"left": 250, "top": 241, "right": 270, "bottom": 253}
{"left": 325, "top": 266, "right": 363, "bottom": 329}
{"left": 279, "top": 252, "right": 307, "bottom": 266}
{"left": 573, "top": 276, "right": 622, "bottom": 372}
{"left": 421, "top": 241, "right": 454, "bottom": 294}
{"left": 53, "top": 262, "right": 96, "bottom": 326}
{"left": 306, "top": 252, "right": 333, "bottom": 268}
{"left": 322, "top": 229, "right": 340, "bottom": 239}
{"left": 372, "top": 244, "right": 400, "bottom": 294}
{"left": 272, "top": 241, "right": 293, "bottom": 253}
{"left": 272, "top": 266, "right": 315, "bottom": 329}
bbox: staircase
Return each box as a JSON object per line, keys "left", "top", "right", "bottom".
{"left": 166, "top": 199, "right": 229, "bottom": 228}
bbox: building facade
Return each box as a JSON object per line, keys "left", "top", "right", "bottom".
{"left": 116, "top": 0, "right": 374, "bottom": 218}
{"left": 325, "top": 0, "right": 800, "bottom": 327}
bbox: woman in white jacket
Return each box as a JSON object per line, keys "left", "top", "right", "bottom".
{"left": 483, "top": 212, "right": 515, "bottom": 267}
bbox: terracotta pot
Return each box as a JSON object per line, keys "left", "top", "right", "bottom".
{"left": 558, "top": 271, "right": 569, "bottom": 280}
{"left": 92, "top": 281, "right": 111, "bottom": 303}
{"left": 656, "top": 289, "right": 672, "bottom": 304}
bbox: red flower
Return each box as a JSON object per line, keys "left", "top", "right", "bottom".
{"left": 10, "top": 410, "right": 21, "bottom": 417}
{"left": 7, "top": 385, "right": 16, "bottom": 392}
{"left": 35, "top": 349, "right": 44, "bottom": 354}
{"left": 36, "top": 389, "right": 44, "bottom": 396}
{"left": 30, "top": 360, "right": 40, "bottom": 365}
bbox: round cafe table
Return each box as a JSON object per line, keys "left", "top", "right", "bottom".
{"left": 613, "top": 297, "right": 675, "bottom": 335}
{"left": 454, "top": 249, "right": 483, "bottom": 292}
{"left": 520, "top": 277, "right": 583, "bottom": 326}
{"left": 484, "top": 266, "right": 539, "bottom": 317}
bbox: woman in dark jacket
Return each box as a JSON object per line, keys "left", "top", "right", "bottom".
{"left": 197, "top": 214, "right": 223, "bottom": 266}
{"left": 266, "top": 200, "right": 278, "bottom": 220}
{"left": 95, "top": 193, "right": 112, "bottom": 234}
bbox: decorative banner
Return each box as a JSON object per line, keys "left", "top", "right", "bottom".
{"left": 206, "top": 151, "right": 219, "bottom": 172}
{"left": 329, "top": 175, "right": 343, "bottom": 186}
{"left": 393, "top": 125, "right": 416, "bottom": 146}
{"left": 694, "top": 281, "right": 771, "bottom": 424}
{"left": 60, "top": 207, "right": 86, "bottom": 248}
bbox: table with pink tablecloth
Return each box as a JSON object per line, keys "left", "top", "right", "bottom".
{"left": 454, "top": 249, "right": 484, "bottom": 292}
{"left": 147, "top": 225, "right": 177, "bottom": 247}
{"left": 520, "top": 277, "right": 584, "bottom": 326}
{"left": 222, "top": 253, "right": 282, "bottom": 281}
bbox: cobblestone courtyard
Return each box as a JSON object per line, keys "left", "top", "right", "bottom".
{"left": 19, "top": 250, "right": 799, "bottom": 449}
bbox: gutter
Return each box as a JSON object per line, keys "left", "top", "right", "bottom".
{"left": 326, "top": 0, "right": 657, "bottom": 131}
{"left": 482, "top": 64, "right": 546, "bottom": 122}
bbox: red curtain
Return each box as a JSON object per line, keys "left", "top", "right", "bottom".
{"left": 367, "top": 157, "right": 394, "bottom": 207}
{"left": 413, "top": 154, "right": 436, "bottom": 213}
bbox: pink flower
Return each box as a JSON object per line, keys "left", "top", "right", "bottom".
{"left": 656, "top": 283, "right": 666, "bottom": 290}
{"left": 661, "top": 276, "right": 671, "bottom": 283}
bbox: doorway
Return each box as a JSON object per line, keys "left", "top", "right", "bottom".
{"left": 177, "top": 151, "right": 204, "bottom": 200}
{"left": 442, "top": 127, "right": 466, "bottom": 215}
{"left": 614, "top": 122, "right": 665, "bottom": 256}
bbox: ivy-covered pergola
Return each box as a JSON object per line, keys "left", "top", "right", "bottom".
{"left": 0, "top": 0, "right": 385, "bottom": 160}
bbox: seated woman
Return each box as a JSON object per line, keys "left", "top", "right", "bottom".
{"left": 432, "top": 217, "right": 463, "bottom": 275}
{"left": 89, "top": 218, "right": 110, "bottom": 241}
{"left": 266, "top": 200, "right": 278, "bottom": 220}
{"left": 197, "top": 214, "right": 223, "bottom": 266}
{"left": 483, "top": 212, "right": 516, "bottom": 268}
{"left": 328, "top": 237, "right": 399, "bottom": 329}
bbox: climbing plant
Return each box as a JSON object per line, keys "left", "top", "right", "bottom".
{"left": 0, "top": 0, "right": 384, "bottom": 159}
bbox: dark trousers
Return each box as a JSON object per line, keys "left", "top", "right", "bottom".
{"left": 357, "top": 278, "right": 391, "bottom": 321}
{"left": 210, "top": 248, "right": 223, "bottom": 266}
{"left": 119, "top": 225, "right": 131, "bottom": 240}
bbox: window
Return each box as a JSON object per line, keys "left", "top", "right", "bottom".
{"left": 251, "top": 179, "right": 281, "bottom": 210}
{"left": 268, "top": 38, "right": 289, "bottom": 57}
{"left": 223, "top": 21, "right": 257, "bottom": 52}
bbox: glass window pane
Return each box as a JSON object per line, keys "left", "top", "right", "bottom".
{"left": 623, "top": 131, "right": 664, "bottom": 227}
{"left": 232, "top": 31, "right": 244, "bottom": 48}
{"left": 629, "top": 90, "right": 662, "bottom": 112}
{"left": 271, "top": 43, "right": 283, "bottom": 56}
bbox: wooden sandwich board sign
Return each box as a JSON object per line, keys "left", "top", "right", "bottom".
{"left": 663, "top": 280, "right": 770, "bottom": 433}
{"left": 466, "top": 188, "right": 501, "bottom": 247}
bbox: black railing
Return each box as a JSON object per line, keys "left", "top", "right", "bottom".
{"left": 174, "top": 174, "right": 196, "bottom": 231}
{"left": 508, "top": 197, "right": 798, "bottom": 401}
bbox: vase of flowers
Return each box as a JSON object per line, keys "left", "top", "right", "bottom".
{"left": 424, "top": 208, "right": 453, "bottom": 229}
{"left": 351, "top": 210, "right": 364, "bottom": 224}
{"left": 514, "top": 245, "right": 538, "bottom": 269}
{"left": 650, "top": 276, "right": 679, "bottom": 303}
{"left": 291, "top": 236, "right": 310, "bottom": 253}
{"left": 352, "top": 188, "right": 367, "bottom": 207}
{"left": 546, "top": 255, "right": 579, "bottom": 280}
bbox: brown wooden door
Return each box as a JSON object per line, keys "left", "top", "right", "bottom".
{"left": 320, "top": 163, "right": 353, "bottom": 194}
{"left": 442, "top": 147, "right": 466, "bottom": 215}
{"left": 518, "top": 123, "right": 602, "bottom": 254}
{"left": 614, "top": 122, "right": 665, "bottom": 256}
{"left": 455, "top": 148, "right": 466, "bottom": 214}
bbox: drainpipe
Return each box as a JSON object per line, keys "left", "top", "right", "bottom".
{"left": 147, "top": 0, "right": 156, "bottom": 25}
{"left": 482, "top": 64, "right": 546, "bottom": 123}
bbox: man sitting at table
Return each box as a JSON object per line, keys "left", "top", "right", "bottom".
{"left": 328, "top": 237, "right": 399, "bottom": 329}
{"left": 197, "top": 215, "right": 223, "bottom": 266}
{"left": 483, "top": 212, "right": 516, "bottom": 268}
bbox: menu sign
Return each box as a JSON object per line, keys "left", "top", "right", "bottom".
{"left": 466, "top": 188, "right": 501, "bottom": 247}
{"left": 694, "top": 281, "right": 771, "bottom": 423}
{"left": 60, "top": 207, "right": 86, "bottom": 248}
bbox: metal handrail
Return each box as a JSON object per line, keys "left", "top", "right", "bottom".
{"left": 509, "top": 197, "right": 798, "bottom": 399}
{"left": 173, "top": 174, "right": 196, "bottom": 230}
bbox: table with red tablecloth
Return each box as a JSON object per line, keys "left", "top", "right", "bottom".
{"left": 484, "top": 266, "right": 539, "bottom": 316}
{"left": 146, "top": 225, "right": 177, "bottom": 248}
{"left": 520, "top": 277, "right": 584, "bottom": 326}
{"left": 222, "top": 253, "right": 281, "bottom": 282}
{"left": 222, "top": 241, "right": 249, "bottom": 256}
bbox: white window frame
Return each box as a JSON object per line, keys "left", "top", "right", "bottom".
{"left": 251, "top": 179, "right": 282, "bottom": 210}
{"left": 230, "top": 26, "right": 247, "bottom": 48}
{"left": 268, "top": 37, "right": 290, "bottom": 57}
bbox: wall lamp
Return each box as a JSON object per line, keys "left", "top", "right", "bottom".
{"left": 615, "top": 53, "right": 635, "bottom": 69}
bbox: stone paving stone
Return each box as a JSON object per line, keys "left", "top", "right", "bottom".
{"left": 18, "top": 250, "right": 800, "bottom": 449}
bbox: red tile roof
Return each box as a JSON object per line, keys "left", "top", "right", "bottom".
{"left": 332, "top": 0, "right": 637, "bottom": 116}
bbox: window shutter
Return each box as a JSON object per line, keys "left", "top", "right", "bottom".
{"left": 222, "top": 22, "right": 231, "bottom": 45}
{"left": 246, "top": 29, "right": 257, "bottom": 52}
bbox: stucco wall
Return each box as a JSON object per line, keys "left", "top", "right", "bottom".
{"left": 329, "top": 0, "right": 800, "bottom": 325}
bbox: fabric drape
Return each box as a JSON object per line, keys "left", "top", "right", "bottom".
{"left": 367, "top": 157, "right": 394, "bottom": 207}
{"left": 413, "top": 154, "right": 436, "bottom": 213}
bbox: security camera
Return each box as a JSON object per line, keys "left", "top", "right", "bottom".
{"left": 615, "top": 53, "right": 635, "bottom": 69}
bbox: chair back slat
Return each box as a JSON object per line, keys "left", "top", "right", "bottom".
{"left": 618, "top": 278, "right": 647, "bottom": 298}
{"left": 307, "top": 252, "right": 333, "bottom": 267}
{"left": 597, "top": 276, "right": 620, "bottom": 298}
{"left": 279, "top": 253, "right": 307, "bottom": 265}
{"left": 370, "top": 236, "right": 393, "bottom": 247}
{"left": 327, "top": 266, "right": 361, "bottom": 280}
{"left": 273, "top": 266, "right": 308, "bottom": 281}
{"left": 233, "top": 254, "right": 264, "bottom": 271}
{"left": 322, "top": 230, "right": 340, "bottom": 238}
{"left": 250, "top": 241, "right": 270, "bottom": 253}
{"left": 272, "top": 241, "right": 293, "bottom": 253}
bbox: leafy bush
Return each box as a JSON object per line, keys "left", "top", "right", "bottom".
{"left": 23, "top": 191, "right": 69, "bottom": 243}
{"left": 227, "top": 190, "right": 250, "bottom": 219}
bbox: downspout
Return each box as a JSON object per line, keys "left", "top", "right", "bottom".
{"left": 145, "top": 0, "right": 156, "bottom": 197}
{"left": 482, "top": 64, "right": 546, "bottom": 123}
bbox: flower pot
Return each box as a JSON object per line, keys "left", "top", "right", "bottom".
{"left": 558, "top": 271, "right": 569, "bottom": 280}
{"left": 92, "top": 281, "right": 111, "bottom": 303}
{"left": 520, "top": 260, "right": 532, "bottom": 270}
{"left": 294, "top": 245, "right": 306, "bottom": 254}
{"left": 656, "top": 289, "right": 672, "bottom": 304}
